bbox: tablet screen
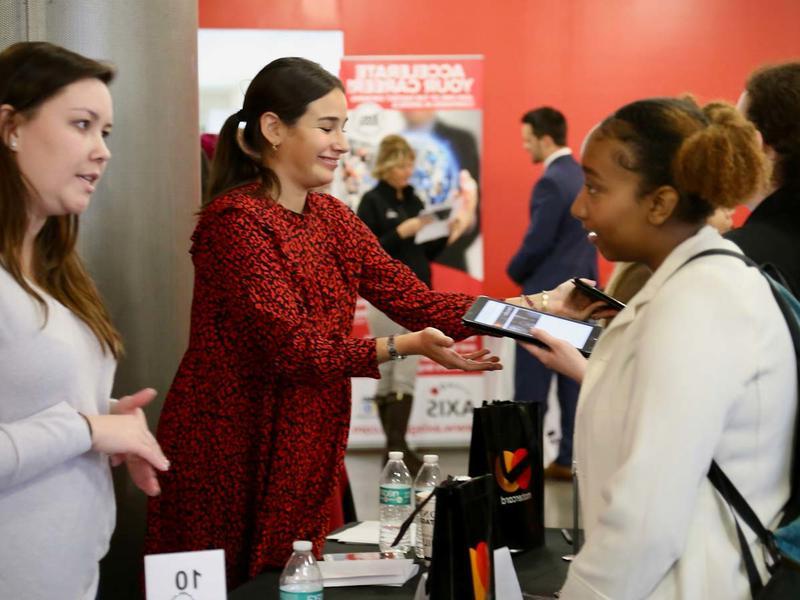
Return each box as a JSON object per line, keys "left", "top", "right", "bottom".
{"left": 473, "top": 299, "right": 592, "bottom": 348}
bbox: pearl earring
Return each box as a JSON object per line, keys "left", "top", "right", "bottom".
{"left": 9, "top": 138, "right": 17, "bottom": 150}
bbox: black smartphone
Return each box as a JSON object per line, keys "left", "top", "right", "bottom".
{"left": 571, "top": 278, "right": 626, "bottom": 311}
{"left": 462, "top": 296, "right": 602, "bottom": 356}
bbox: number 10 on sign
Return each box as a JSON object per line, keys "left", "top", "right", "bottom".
{"left": 144, "top": 549, "right": 226, "bottom": 599}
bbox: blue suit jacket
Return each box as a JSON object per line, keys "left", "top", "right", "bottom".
{"left": 507, "top": 154, "right": 597, "bottom": 293}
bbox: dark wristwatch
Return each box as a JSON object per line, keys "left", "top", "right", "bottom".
{"left": 387, "top": 334, "right": 406, "bottom": 360}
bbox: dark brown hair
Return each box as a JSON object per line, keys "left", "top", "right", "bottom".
{"left": 593, "top": 97, "right": 769, "bottom": 223}
{"left": 0, "top": 41, "right": 122, "bottom": 357}
{"left": 521, "top": 107, "right": 567, "bottom": 146}
{"left": 206, "top": 57, "right": 344, "bottom": 203}
{"left": 745, "top": 62, "right": 800, "bottom": 189}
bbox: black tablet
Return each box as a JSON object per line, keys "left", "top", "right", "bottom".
{"left": 462, "top": 296, "right": 602, "bottom": 356}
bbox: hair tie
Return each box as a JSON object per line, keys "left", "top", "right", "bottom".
{"left": 235, "top": 109, "right": 248, "bottom": 123}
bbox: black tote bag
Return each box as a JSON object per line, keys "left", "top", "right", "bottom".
{"left": 468, "top": 400, "right": 545, "bottom": 550}
{"left": 426, "top": 475, "right": 495, "bottom": 600}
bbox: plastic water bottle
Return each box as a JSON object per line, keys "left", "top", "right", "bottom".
{"left": 379, "top": 450, "right": 412, "bottom": 552}
{"left": 414, "top": 454, "right": 441, "bottom": 560}
{"left": 279, "top": 540, "right": 324, "bottom": 600}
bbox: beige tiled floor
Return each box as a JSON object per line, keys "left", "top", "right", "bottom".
{"left": 345, "top": 447, "right": 575, "bottom": 528}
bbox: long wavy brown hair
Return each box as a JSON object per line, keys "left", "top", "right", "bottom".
{"left": 0, "top": 42, "right": 122, "bottom": 357}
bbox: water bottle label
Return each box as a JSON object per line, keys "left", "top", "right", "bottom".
{"left": 420, "top": 496, "right": 436, "bottom": 558}
{"left": 380, "top": 485, "right": 411, "bottom": 506}
{"left": 279, "top": 590, "right": 323, "bottom": 600}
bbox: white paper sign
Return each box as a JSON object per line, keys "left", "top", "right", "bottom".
{"left": 144, "top": 549, "right": 226, "bottom": 600}
{"left": 494, "top": 546, "right": 523, "bottom": 600}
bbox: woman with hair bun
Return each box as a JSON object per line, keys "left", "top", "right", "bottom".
{"left": 145, "top": 57, "right": 502, "bottom": 587}
{"left": 525, "top": 98, "right": 796, "bottom": 598}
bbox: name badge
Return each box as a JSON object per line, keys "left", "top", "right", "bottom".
{"left": 144, "top": 549, "right": 226, "bottom": 599}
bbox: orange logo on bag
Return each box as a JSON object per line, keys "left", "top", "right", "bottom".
{"left": 494, "top": 449, "right": 531, "bottom": 493}
{"left": 469, "top": 540, "right": 490, "bottom": 600}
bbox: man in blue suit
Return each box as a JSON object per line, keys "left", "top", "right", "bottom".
{"left": 507, "top": 107, "right": 597, "bottom": 479}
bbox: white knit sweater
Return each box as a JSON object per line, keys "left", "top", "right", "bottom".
{"left": 0, "top": 266, "right": 116, "bottom": 600}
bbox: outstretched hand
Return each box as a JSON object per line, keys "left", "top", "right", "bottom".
{"left": 90, "top": 388, "right": 168, "bottom": 497}
{"left": 518, "top": 328, "right": 587, "bottom": 384}
{"left": 414, "top": 327, "right": 502, "bottom": 372}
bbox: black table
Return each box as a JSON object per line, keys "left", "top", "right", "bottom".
{"left": 230, "top": 527, "right": 572, "bottom": 599}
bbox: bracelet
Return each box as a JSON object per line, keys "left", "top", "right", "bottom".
{"left": 387, "top": 334, "right": 406, "bottom": 360}
{"left": 523, "top": 293, "right": 548, "bottom": 312}
{"left": 78, "top": 412, "right": 94, "bottom": 441}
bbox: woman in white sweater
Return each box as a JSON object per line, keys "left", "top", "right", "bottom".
{"left": 0, "top": 42, "right": 168, "bottom": 599}
{"left": 523, "top": 98, "right": 796, "bottom": 598}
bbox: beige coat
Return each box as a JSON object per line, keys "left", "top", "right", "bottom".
{"left": 560, "top": 226, "right": 796, "bottom": 599}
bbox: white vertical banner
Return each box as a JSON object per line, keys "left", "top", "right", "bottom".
{"left": 339, "top": 55, "right": 487, "bottom": 448}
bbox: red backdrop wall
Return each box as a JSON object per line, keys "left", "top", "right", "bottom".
{"left": 200, "top": 0, "right": 800, "bottom": 296}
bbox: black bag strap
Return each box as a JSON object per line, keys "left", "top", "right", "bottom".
{"left": 761, "top": 261, "right": 794, "bottom": 294}
{"left": 708, "top": 460, "right": 778, "bottom": 597}
{"left": 708, "top": 462, "right": 775, "bottom": 551}
{"left": 391, "top": 478, "right": 439, "bottom": 548}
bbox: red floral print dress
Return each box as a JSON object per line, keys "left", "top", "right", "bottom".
{"left": 144, "top": 184, "right": 476, "bottom": 588}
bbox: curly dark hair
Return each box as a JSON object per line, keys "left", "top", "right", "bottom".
{"left": 594, "top": 97, "right": 769, "bottom": 223}
{"left": 745, "top": 62, "right": 800, "bottom": 189}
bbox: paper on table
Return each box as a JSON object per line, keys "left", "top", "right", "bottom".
{"left": 319, "top": 559, "right": 419, "bottom": 587}
{"left": 326, "top": 520, "right": 416, "bottom": 546}
{"left": 326, "top": 521, "right": 378, "bottom": 543}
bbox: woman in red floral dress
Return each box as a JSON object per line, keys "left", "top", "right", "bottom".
{"left": 144, "top": 57, "right": 502, "bottom": 588}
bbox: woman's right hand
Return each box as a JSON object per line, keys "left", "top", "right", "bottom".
{"left": 519, "top": 328, "right": 588, "bottom": 383}
{"left": 396, "top": 215, "right": 433, "bottom": 239}
{"left": 85, "top": 389, "right": 169, "bottom": 482}
{"left": 401, "top": 327, "right": 503, "bottom": 371}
